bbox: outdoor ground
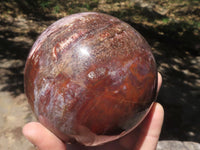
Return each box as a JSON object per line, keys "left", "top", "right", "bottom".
{"left": 0, "top": 0, "right": 200, "bottom": 149}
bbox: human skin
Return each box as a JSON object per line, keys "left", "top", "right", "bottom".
{"left": 23, "top": 73, "right": 164, "bottom": 150}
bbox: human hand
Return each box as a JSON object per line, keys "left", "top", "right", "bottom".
{"left": 23, "top": 73, "right": 164, "bottom": 150}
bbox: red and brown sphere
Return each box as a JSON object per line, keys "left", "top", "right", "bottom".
{"left": 24, "top": 12, "right": 157, "bottom": 146}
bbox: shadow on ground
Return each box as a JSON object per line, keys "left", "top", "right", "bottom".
{"left": 0, "top": 0, "right": 200, "bottom": 143}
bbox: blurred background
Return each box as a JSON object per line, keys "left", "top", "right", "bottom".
{"left": 0, "top": 0, "right": 199, "bottom": 149}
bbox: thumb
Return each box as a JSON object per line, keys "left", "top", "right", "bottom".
{"left": 23, "top": 122, "right": 66, "bottom": 150}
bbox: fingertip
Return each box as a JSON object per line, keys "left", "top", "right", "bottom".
{"left": 134, "top": 102, "right": 164, "bottom": 150}
{"left": 22, "top": 122, "right": 66, "bottom": 150}
{"left": 154, "top": 102, "right": 164, "bottom": 117}
{"left": 158, "top": 72, "right": 162, "bottom": 84}
{"left": 157, "top": 72, "right": 162, "bottom": 93}
{"left": 147, "top": 102, "right": 164, "bottom": 136}
{"left": 22, "top": 122, "right": 40, "bottom": 143}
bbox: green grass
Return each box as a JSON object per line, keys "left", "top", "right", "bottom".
{"left": 162, "top": 18, "right": 170, "bottom": 24}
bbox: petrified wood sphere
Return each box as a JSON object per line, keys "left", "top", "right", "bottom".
{"left": 24, "top": 12, "right": 157, "bottom": 146}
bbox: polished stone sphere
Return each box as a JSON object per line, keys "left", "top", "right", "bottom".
{"left": 24, "top": 12, "right": 157, "bottom": 146}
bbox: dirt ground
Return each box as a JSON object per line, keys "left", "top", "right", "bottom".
{"left": 0, "top": 0, "right": 200, "bottom": 149}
